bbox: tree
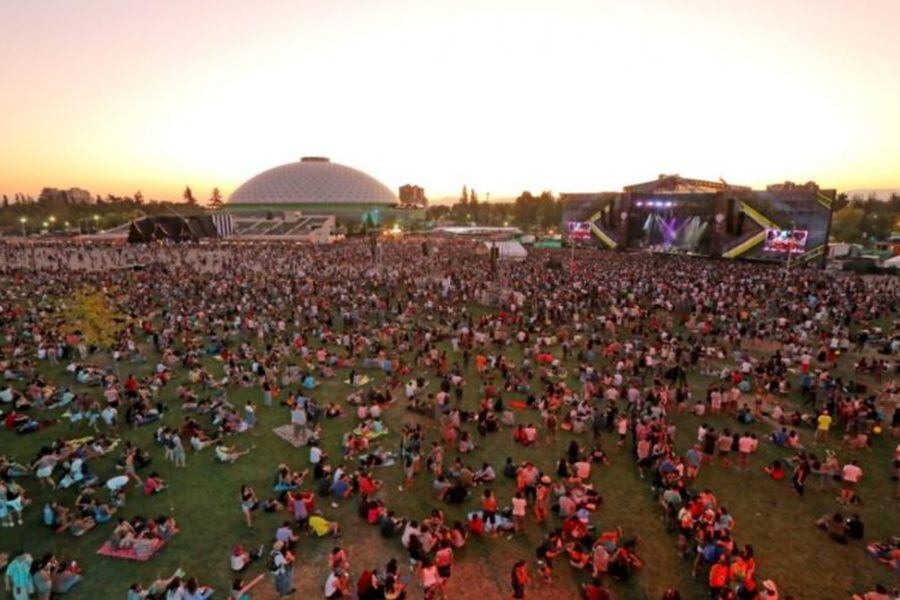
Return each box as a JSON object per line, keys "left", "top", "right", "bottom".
{"left": 470, "top": 189, "right": 478, "bottom": 205}
{"left": 833, "top": 193, "right": 849, "bottom": 212}
{"left": 2, "top": 195, "right": 8, "bottom": 208}
{"left": 183, "top": 186, "right": 197, "bottom": 205}
{"left": 460, "top": 185, "right": 469, "bottom": 206}
{"left": 134, "top": 191, "right": 144, "bottom": 205}
{"left": 209, "top": 187, "right": 223, "bottom": 209}
{"left": 61, "top": 289, "right": 126, "bottom": 350}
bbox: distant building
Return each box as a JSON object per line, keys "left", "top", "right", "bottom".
{"left": 39, "top": 187, "right": 93, "bottom": 204}
{"left": 399, "top": 184, "right": 427, "bottom": 207}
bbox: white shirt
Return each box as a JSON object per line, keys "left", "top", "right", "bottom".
{"left": 512, "top": 497, "right": 527, "bottom": 516}
{"left": 324, "top": 573, "right": 340, "bottom": 596}
{"left": 842, "top": 464, "right": 862, "bottom": 483}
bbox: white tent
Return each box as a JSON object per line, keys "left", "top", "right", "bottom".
{"left": 882, "top": 254, "right": 900, "bottom": 269}
{"left": 482, "top": 240, "right": 528, "bottom": 261}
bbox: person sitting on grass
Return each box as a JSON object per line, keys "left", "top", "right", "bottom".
{"left": 763, "top": 460, "right": 785, "bottom": 481}
{"left": 43, "top": 501, "right": 96, "bottom": 536}
{"left": 274, "top": 464, "right": 308, "bottom": 492}
{"left": 216, "top": 443, "right": 252, "bottom": 463}
{"left": 846, "top": 513, "right": 865, "bottom": 540}
{"left": 230, "top": 543, "right": 265, "bottom": 572}
{"left": 142, "top": 472, "right": 167, "bottom": 496}
{"left": 473, "top": 462, "right": 496, "bottom": 484}
{"left": 816, "top": 512, "right": 848, "bottom": 544}
{"left": 189, "top": 430, "right": 218, "bottom": 452}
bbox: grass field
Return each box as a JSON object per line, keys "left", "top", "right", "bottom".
{"left": 1, "top": 332, "right": 898, "bottom": 600}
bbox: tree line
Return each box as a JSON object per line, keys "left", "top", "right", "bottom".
{"left": 0, "top": 186, "right": 225, "bottom": 232}
{"left": 830, "top": 194, "right": 900, "bottom": 243}
{"left": 425, "top": 187, "right": 562, "bottom": 230}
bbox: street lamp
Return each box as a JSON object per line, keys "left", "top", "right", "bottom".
{"left": 19, "top": 216, "right": 26, "bottom": 236}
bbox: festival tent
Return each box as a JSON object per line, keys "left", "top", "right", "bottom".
{"left": 127, "top": 215, "right": 218, "bottom": 243}
{"left": 883, "top": 254, "right": 900, "bottom": 269}
{"left": 480, "top": 240, "right": 528, "bottom": 260}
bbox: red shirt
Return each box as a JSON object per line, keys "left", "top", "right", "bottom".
{"left": 709, "top": 563, "right": 729, "bottom": 588}
{"left": 468, "top": 518, "right": 484, "bottom": 535}
{"left": 584, "top": 585, "right": 611, "bottom": 600}
{"left": 359, "top": 476, "right": 377, "bottom": 496}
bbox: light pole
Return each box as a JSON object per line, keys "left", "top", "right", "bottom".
{"left": 19, "top": 216, "right": 26, "bottom": 237}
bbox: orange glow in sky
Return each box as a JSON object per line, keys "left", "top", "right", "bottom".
{"left": 1, "top": 0, "right": 898, "bottom": 201}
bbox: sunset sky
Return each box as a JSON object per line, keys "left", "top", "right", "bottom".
{"left": 1, "top": 0, "right": 898, "bottom": 202}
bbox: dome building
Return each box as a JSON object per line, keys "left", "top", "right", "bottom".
{"left": 228, "top": 157, "right": 397, "bottom": 207}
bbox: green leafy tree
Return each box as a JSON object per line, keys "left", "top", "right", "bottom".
{"left": 61, "top": 290, "right": 125, "bottom": 349}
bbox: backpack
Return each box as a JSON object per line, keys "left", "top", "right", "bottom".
{"left": 268, "top": 551, "right": 282, "bottom": 573}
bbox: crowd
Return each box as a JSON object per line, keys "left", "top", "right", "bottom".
{"left": 0, "top": 237, "right": 898, "bottom": 599}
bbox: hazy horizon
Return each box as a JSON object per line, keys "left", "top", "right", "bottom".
{"left": 2, "top": 0, "right": 899, "bottom": 202}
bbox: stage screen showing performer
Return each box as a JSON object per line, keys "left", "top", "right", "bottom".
{"left": 566, "top": 221, "right": 592, "bottom": 242}
{"left": 764, "top": 228, "right": 808, "bottom": 254}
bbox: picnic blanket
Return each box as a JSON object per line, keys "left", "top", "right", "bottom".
{"left": 272, "top": 424, "right": 307, "bottom": 448}
{"left": 97, "top": 538, "right": 167, "bottom": 561}
{"left": 352, "top": 426, "right": 389, "bottom": 440}
{"left": 66, "top": 436, "right": 121, "bottom": 454}
{"left": 343, "top": 375, "right": 372, "bottom": 387}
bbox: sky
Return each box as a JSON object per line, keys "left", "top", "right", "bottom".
{"left": 1, "top": 0, "right": 899, "bottom": 202}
